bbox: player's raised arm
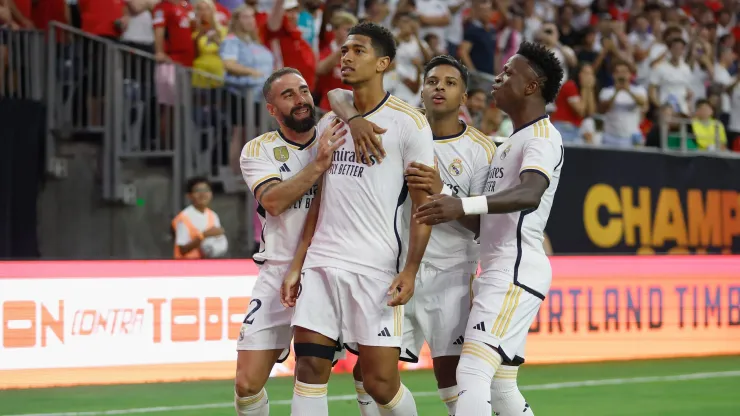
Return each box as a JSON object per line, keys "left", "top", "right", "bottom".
{"left": 326, "top": 88, "right": 387, "bottom": 165}
{"left": 241, "top": 121, "right": 346, "bottom": 217}
{"left": 415, "top": 137, "right": 559, "bottom": 225}
{"left": 389, "top": 122, "right": 435, "bottom": 307}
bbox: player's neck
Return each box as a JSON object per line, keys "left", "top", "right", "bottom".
{"left": 508, "top": 103, "right": 547, "bottom": 133}
{"left": 279, "top": 127, "right": 315, "bottom": 144}
{"left": 352, "top": 83, "right": 387, "bottom": 115}
{"left": 428, "top": 111, "right": 464, "bottom": 138}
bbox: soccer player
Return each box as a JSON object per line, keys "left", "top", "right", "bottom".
{"left": 234, "top": 67, "right": 349, "bottom": 416}
{"left": 280, "top": 22, "right": 435, "bottom": 416}
{"left": 415, "top": 41, "right": 565, "bottom": 416}
{"left": 327, "top": 55, "right": 496, "bottom": 416}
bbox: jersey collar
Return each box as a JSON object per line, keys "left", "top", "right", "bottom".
{"left": 433, "top": 121, "right": 468, "bottom": 141}
{"left": 277, "top": 128, "right": 316, "bottom": 150}
{"left": 511, "top": 114, "right": 548, "bottom": 137}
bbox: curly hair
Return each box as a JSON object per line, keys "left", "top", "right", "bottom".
{"left": 423, "top": 55, "right": 470, "bottom": 87}
{"left": 516, "top": 41, "right": 564, "bottom": 104}
{"left": 348, "top": 21, "right": 397, "bottom": 62}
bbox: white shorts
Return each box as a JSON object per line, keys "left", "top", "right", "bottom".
{"left": 292, "top": 267, "right": 403, "bottom": 352}
{"left": 237, "top": 262, "right": 292, "bottom": 363}
{"left": 464, "top": 271, "right": 543, "bottom": 363}
{"left": 400, "top": 262, "right": 476, "bottom": 362}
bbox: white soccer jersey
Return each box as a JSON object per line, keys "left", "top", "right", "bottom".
{"left": 403, "top": 124, "right": 495, "bottom": 270}
{"left": 303, "top": 93, "right": 435, "bottom": 281}
{"left": 240, "top": 129, "right": 318, "bottom": 264}
{"left": 479, "top": 116, "right": 564, "bottom": 299}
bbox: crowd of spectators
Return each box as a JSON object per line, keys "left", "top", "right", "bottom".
{"left": 3, "top": 0, "right": 740, "bottom": 152}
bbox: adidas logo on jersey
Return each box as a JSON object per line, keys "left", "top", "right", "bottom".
{"left": 279, "top": 163, "right": 291, "bottom": 173}
{"left": 453, "top": 336, "right": 464, "bottom": 345}
{"left": 377, "top": 327, "right": 391, "bottom": 337}
{"left": 473, "top": 321, "right": 486, "bottom": 331}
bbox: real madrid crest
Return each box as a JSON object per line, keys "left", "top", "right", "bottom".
{"left": 239, "top": 325, "right": 246, "bottom": 341}
{"left": 500, "top": 144, "right": 511, "bottom": 160}
{"left": 448, "top": 158, "right": 463, "bottom": 176}
{"left": 273, "top": 146, "right": 290, "bottom": 162}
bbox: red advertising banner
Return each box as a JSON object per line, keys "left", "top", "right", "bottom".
{"left": 1, "top": 257, "right": 738, "bottom": 389}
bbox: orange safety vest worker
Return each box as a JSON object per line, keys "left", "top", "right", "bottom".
{"left": 172, "top": 208, "right": 215, "bottom": 259}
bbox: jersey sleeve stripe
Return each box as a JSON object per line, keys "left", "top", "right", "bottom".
{"left": 468, "top": 129, "right": 497, "bottom": 163}
{"left": 251, "top": 174, "right": 281, "bottom": 194}
{"left": 468, "top": 130, "right": 497, "bottom": 164}
{"left": 520, "top": 166, "right": 551, "bottom": 187}
{"left": 533, "top": 120, "right": 550, "bottom": 139}
{"left": 388, "top": 97, "right": 429, "bottom": 129}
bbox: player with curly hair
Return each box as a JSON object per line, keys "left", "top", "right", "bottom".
{"left": 414, "top": 41, "right": 566, "bottom": 416}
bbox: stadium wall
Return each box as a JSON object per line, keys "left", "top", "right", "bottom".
{"left": 1, "top": 257, "right": 739, "bottom": 389}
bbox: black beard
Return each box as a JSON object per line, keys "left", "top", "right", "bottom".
{"left": 282, "top": 105, "right": 317, "bottom": 133}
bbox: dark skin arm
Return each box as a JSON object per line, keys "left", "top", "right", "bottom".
{"left": 414, "top": 172, "right": 549, "bottom": 225}
{"left": 405, "top": 162, "right": 480, "bottom": 234}
{"left": 177, "top": 225, "right": 224, "bottom": 256}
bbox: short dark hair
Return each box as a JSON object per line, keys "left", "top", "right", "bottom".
{"left": 348, "top": 21, "right": 397, "bottom": 62}
{"left": 423, "top": 55, "right": 470, "bottom": 87}
{"left": 467, "top": 88, "right": 487, "bottom": 97}
{"left": 611, "top": 59, "right": 631, "bottom": 73}
{"left": 516, "top": 41, "right": 563, "bottom": 104}
{"left": 695, "top": 98, "right": 712, "bottom": 109}
{"left": 669, "top": 37, "right": 687, "bottom": 48}
{"left": 186, "top": 176, "right": 210, "bottom": 193}
{"left": 262, "top": 67, "right": 303, "bottom": 101}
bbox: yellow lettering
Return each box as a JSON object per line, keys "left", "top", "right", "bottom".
{"left": 583, "top": 184, "right": 622, "bottom": 248}
{"left": 667, "top": 246, "right": 690, "bottom": 254}
{"left": 652, "top": 188, "right": 688, "bottom": 247}
{"left": 620, "top": 186, "right": 652, "bottom": 246}
{"left": 721, "top": 190, "right": 740, "bottom": 247}
{"left": 636, "top": 247, "right": 656, "bottom": 255}
{"left": 687, "top": 189, "right": 722, "bottom": 247}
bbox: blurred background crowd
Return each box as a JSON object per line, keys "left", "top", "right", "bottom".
{"left": 4, "top": 0, "right": 740, "bottom": 149}
{"left": 2, "top": 0, "right": 740, "bottom": 259}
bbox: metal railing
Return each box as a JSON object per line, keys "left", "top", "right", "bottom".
{"left": 0, "top": 28, "right": 46, "bottom": 100}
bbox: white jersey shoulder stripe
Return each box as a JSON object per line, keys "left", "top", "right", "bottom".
{"left": 387, "top": 96, "right": 429, "bottom": 130}
{"left": 531, "top": 119, "right": 551, "bottom": 139}
{"left": 466, "top": 127, "right": 497, "bottom": 164}
{"left": 244, "top": 131, "right": 279, "bottom": 158}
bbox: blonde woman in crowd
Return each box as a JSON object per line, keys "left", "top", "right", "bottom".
{"left": 192, "top": 0, "right": 227, "bottom": 89}
{"left": 222, "top": 4, "right": 274, "bottom": 175}
{"left": 221, "top": 4, "right": 275, "bottom": 256}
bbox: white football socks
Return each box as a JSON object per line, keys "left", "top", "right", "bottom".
{"left": 234, "top": 388, "right": 269, "bottom": 416}
{"left": 454, "top": 340, "right": 502, "bottom": 416}
{"left": 355, "top": 380, "right": 381, "bottom": 416}
{"left": 491, "top": 365, "right": 534, "bottom": 415}
{"left": 291, "top": 381, "right": 328, "bottom": 416}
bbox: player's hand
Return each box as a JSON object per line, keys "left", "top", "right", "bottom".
{"left": 348, "top": 116, "right": 387, "bottom": 165}
{"left": 405, "top": 162, "right": 443, "bottom": 195}
{"left": 414, "top": 194, "right": 465, "bottom": 225}
{"left": 203, "top": 226, "right": 225, "bottom": 237}
{"left": 387, "top": 271, "right": 415, "bottom": 306}
{"left": 280, "top": 270, "right": 302, "bottom": 308}
{"left": 315, "top": 118, "right": 348, "bottom": 171}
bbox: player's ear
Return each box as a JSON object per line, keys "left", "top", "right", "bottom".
{"left": 376, "top": 56, "right": 391, "bottom": 73}
{"left": 266, "top": 102, "right": 276, "bottom": 118}
{"left": 460, "top": 91, "right": 468, "bottom": 107}
{"left": 524, "top": 79, "right": 539, "bottom": 97}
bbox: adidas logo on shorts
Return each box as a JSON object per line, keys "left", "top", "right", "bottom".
{"left": 452, "top": 336, "right": 464, "bottom": 345}
{"left": 377, "top": 327, "right": 391, "bottom": 337}
{"left": 472, "top": 321, "right": 486, "bottom": 331}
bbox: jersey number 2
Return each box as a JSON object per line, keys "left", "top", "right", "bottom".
{"left": 244, "top": 299, "right": 262, "bottom": 325}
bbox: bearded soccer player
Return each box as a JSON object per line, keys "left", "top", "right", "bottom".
{"left": 280, "top": 22, "right": 435, "bottom": 416}
{"left": 415, "top": 42, "right": 565, "bottom": 416}
{"left": 328, "top": 55, "right": 496, "bottom": 416}
{"left": 234, "top": 67, "right": 350, "bottom": 416}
